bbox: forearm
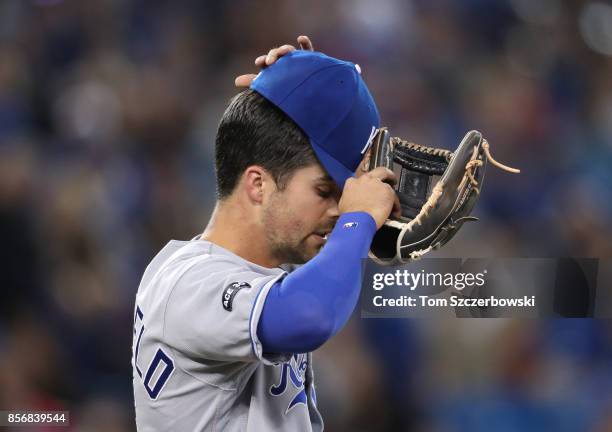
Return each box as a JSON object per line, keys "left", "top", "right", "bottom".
{"left": 257, "top": 212, "right": 376, "bottom": 353}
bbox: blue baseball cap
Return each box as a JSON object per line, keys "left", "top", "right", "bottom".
{"left": 250, "top": 50, "right": 380, "bottom": 188}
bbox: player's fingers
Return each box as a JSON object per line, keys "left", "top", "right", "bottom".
{"left": 355, "top": 148, "right": 372, "bottom": 177}
{"left": 391, "top": 194, "right": 402, "bottom": 219}
{"left": 234, "top": 74, "right": 258, "bottom": 88}
{"left": 254, "top": 55, "right": 267, "bottom": 67}
{"left": 276, "top": 44, "right": 296, "bottom": 57}
{"left": 264, "top": 47, "right": 277, "bottom": 65}
{"left": 367, "top": 167, "right": 397, "bottom": 185}
{"left": 297, "top": 35, "right": 314, "bottom": 51}
{"left": 266, "top": 44, "right": 295, "bottom": 65}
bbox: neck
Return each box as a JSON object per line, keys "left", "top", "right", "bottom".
{"left": 201, "top": 199, "right": 280, "bottom": 269}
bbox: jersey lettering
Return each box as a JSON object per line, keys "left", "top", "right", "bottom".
{"left": 133, "top": 305, "right": 175, "bottom": 399}
{"left": 270, "top": 353, "right": 308, "bottom": 414}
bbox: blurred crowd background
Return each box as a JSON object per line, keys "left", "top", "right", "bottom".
{"left": 1, "top": 0, "right": 612, "bottom": 430}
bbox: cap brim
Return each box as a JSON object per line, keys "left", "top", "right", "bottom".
{"left": 310, "top": 140, "right": 354, "bottom": 189}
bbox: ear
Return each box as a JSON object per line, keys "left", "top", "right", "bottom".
{"left": 243, "top": 165, "right": 273, "bottom": 204}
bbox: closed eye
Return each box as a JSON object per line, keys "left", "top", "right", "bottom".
{"left": 316, "top": 188, "right": 332, "bottom": 199}
{"left": 313, "top": 175, "right": 340, "bottom": 200}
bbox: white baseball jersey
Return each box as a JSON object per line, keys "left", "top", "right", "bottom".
{"left": 132, "top": 239, "right": 323, "bottom": 431}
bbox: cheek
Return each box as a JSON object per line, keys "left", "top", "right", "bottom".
{"left": 265, "top": 194, "right": 306, "bottom": 235}
{"left": 287, "top": 193, "right": 328, "bottom": 221}
{"left": 266, "top": 186, "right": 329, "bottom": 238}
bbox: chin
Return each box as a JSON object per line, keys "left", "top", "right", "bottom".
{"left": 304, "top": 240, "right": 325, "bottom": 259}
{"left": 289, "top": 247, "right": 317, "bottom": 265}
{"left": 303, "top": 244, "right": 324, "bottom": 262}
{"left": 274, "top": 237, "right": 322, "bottom": 265}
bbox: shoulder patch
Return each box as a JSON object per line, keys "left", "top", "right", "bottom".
{"left": 222, "top": 282, "right": 251, "bottom": 311}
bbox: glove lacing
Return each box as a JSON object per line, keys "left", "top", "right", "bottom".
{"left": 390, "top": 137, "right": 453, "bottom": 161}
{"left": 465, "top": 139, "right": 520, "bottom": 191}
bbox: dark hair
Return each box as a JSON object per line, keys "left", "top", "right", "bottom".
{"left": 214, "top": 89, "right": 319, "bottom": 199}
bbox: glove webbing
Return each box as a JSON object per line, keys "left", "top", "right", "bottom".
{"left": 390, "top": 138, "right": 451, "bottom": 220}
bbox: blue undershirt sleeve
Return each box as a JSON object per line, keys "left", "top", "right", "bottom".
{"left": 257, "top": 211, "right": 377, "bottom": 354}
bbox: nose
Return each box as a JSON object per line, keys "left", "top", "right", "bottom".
{"left": 326, "top": 199, "right": 340, "bottom": 219}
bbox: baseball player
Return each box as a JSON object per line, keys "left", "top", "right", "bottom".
{"left": 132, "top": 36, "right": 400, "bottom": 431}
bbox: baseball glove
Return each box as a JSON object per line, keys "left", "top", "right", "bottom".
{"left": 366, "top": 128, "right": 519, "bottom": 264}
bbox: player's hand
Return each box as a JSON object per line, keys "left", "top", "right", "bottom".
{"left": 355, "top": 148, "right": 371, "bottom": 178}
{"left": 338, "top": 167, "right": 401, "bottom": 229}
{"left": 234, "top": 35, "right": 314, "bottom": 87}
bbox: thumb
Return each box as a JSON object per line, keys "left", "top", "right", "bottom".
{"left": 391, "top": 194, "right": 402, "bottom": 219}
{"left": 234, "top": 74, "right": 258, "bottom": 88}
